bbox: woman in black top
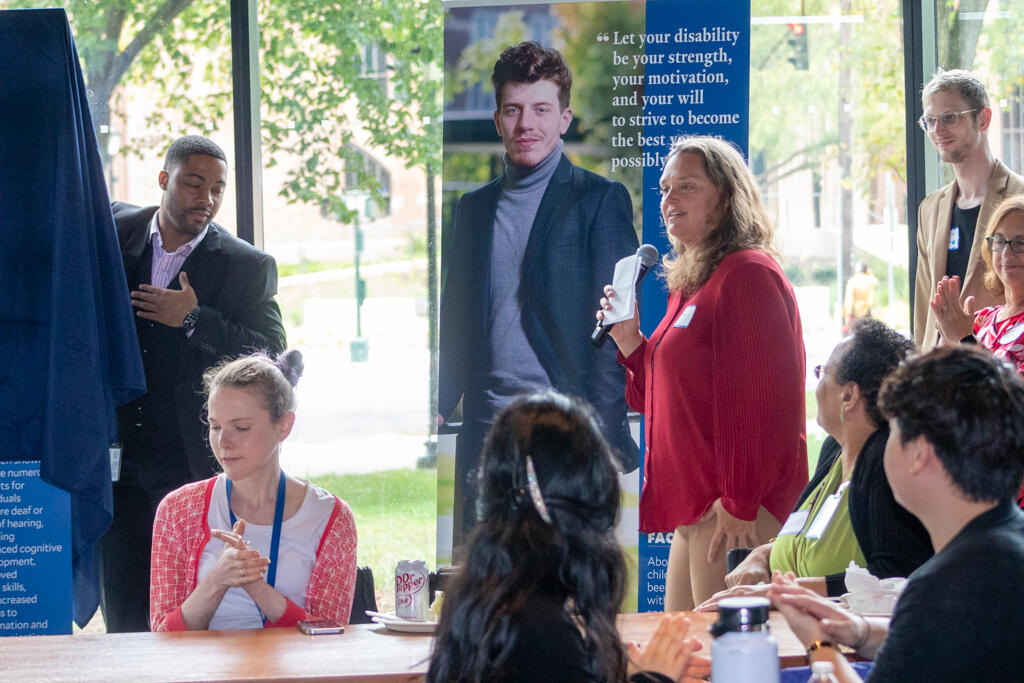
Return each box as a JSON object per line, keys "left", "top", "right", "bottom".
{"left": 698, "top": 319, "right": 931, "bottom": 610}
{"left": 427, "top": 391, "right": 702, "bottom": 683}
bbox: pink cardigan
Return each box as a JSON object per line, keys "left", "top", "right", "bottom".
{"left": 150, "top": 476, "right": 357, "bottom": 631}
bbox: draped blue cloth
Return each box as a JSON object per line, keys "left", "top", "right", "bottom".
{"left": 0, "top": 8, "right": 146, "bottom": 627}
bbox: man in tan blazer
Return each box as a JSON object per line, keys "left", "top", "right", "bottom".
{"left": 914, "top": 69, "right": 1024, "bottom": 349}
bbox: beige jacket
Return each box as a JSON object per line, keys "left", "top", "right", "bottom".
{"left": 914, "top": 159, "right": 1024, "bottom": 349}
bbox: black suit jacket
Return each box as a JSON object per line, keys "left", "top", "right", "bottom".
{"left": 112, "top": 202, "right": 287, "bottom": 483}
{"left": 439, "top": 155, "right": 639, "bottom": 468}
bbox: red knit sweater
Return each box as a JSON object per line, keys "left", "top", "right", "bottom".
{"left": 621, "top": 250, "right": 808, "bottom": 531}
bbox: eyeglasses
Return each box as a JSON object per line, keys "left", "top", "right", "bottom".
{"left": 814, "top": 364, "right": 843, "bottom": 382}
{"left": 986, "top": 235, "right": 1024, "bottom": 254}
{"left": 917, "top": 109, "right": 978, "bottom": 132}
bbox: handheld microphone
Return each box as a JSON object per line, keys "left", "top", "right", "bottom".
{"left": 591, "top": 244, "right": 659, "bottom": 348}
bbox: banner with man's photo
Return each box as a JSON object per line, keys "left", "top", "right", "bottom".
{"left": 439, "top": 0, "right": 750, "bottom": 612}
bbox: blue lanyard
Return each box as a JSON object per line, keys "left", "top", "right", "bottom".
{"left": 226, "top": 470, "right": 286, "bottom": 590}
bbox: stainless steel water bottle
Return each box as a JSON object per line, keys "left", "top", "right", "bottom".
{"left": 709, "top": 597, "right": 780, "bottom": 683}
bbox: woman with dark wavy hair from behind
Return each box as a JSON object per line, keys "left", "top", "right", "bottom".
{"left": 427, "top": 391, "right": 703, "bottom": 683}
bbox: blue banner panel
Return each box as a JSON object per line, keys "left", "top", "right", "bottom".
{"left": 634, "top": 0, "right": 751, "bottom": 612}
{"left": 0, "top": 462, "right": 71, "bottom": 635}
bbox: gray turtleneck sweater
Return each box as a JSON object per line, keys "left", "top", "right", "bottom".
{"left": 480, "top": 141, "right": 564, "bottom": 421}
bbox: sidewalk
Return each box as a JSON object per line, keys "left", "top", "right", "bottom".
{"left": 281, "top": 345, "right": 431, "bottom": 478}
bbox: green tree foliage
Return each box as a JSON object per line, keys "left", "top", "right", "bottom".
{"left": 750, "top": 0, "right": 839, "bottom": 189}
{"left": 1, "top": 0, "right": 441, "bottom": 221}
{"left": 555, "top": 1, "right": 645, "bottom": 207}
{"left": 444, "top": 10, "right": 528, "bottom": 107}
{"left": 258, "top": 0, "right": 442, "bottom": 221}
{"left": 936, "top": 0, "right": 990, "bottom": 70}
{"left": 974, "top": 1, "right": 1024, "bottom": 101}
{"left": 443, "top": 5, "right": 644, "bottom": 216}
{"left": 851, "top": 0, "right": 906, "bottom": 184}
{"left": 750, "top": 0, "right": 905, "bottom": 195}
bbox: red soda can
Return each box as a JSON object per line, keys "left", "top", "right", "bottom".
{"left": 395, "top": 560, "right": 429, "bottom": 621}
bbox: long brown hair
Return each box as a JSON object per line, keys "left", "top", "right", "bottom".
{"left": 660, "top": 136, "right": 779, "bottom": 294}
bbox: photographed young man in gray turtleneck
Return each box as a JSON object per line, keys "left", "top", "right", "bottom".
{"left": 439, "top": 41, "right": 640, "bottom": 543}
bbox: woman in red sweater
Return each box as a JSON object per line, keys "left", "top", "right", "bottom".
{"left": 598, "top": 136, "right": 807, "bottom": 610}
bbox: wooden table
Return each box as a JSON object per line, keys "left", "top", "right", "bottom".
{"left": 0, "top": 612, "right": 813, "bottom": 682}
{"left": 618, "top": 610, "right": 814, "bottom": 668}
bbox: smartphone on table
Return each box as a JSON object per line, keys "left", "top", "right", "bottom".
{"left": 298, "top": 619, "right": 345, "bottom": 635}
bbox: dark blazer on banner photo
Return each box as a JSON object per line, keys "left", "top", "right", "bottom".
{"left": 439, "top": 154, "right": 639, "bottom": 472}
{"left": 112, "top": 201, "right": 287, "bottom": 483}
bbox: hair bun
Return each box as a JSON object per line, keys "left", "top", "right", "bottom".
{"left": 274, "top": 349, "right": 304, "bottom": 387}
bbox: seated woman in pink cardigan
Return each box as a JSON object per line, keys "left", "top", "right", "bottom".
{"left": 149, "top": 350, "right": 356, "bottom": 631}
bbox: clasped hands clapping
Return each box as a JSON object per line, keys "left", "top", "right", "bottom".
{"left": 208, "top": 520, "right": 270, "bottom": 588}
{"left": 930, "top": 275, "right": 976, "bottom": 343}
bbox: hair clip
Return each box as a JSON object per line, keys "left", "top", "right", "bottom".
{"left": 524, "top": 455, "right": 553, "bottom": 524}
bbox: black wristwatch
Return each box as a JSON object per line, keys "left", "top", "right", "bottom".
{"left": 182, "top": 306, "right": 200, "bottom": 333}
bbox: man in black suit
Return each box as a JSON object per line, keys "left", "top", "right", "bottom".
{"left": 101, "top": 135, "right": 286, "bottom": 631}
{"left": 439, "top": 43, "right": 638, "bottom": 542}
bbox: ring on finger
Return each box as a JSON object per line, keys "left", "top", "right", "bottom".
{"left": 239, "top": 568, "right": 244, "bottom": 578}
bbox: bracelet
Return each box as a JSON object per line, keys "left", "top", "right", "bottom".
{"left": 852, "top": 613, "right": 871, "bottom": 650}
{"left": 806, "top": 640, "right": 835, "bottom": 657}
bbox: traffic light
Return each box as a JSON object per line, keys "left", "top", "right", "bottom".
{"left": 787, "top": 23, "right": 809, "bottom": 70}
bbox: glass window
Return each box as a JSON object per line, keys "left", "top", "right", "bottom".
{"left": 751, "top": 0, "right": 907, "bottom": 462}
{"left": 2, "top": 0, "right": 237, "bottom": 634}
{"left": 933, "top": 1, "right": 1024, "bottom": 184}
{"left": 3, "top": 0, "right": 441, "bottom": 626}
{"left": 0, "top": 0, "right": 237, "bottom": 229}
{"left": 255, "top": 2, "right": 440, "bottom": 616}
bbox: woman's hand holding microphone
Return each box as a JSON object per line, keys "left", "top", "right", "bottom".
{"left": 597, "top": 285, "right": 644, "bottom": 358}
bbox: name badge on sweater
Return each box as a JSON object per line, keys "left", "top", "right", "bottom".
{"left": 674, "top": 305, "right": 697, "bottom": 328}
{"left": 805, "top": 481, "right": 850, "bottom": 540}
{"left": 777, "top": 509, "right": 809, "bottom": 536}
{"left": 949, "top": 227, "right": 960, "bottom": 251}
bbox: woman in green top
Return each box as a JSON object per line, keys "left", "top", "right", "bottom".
{"left": 697, "top": 319, "right": 932, "bottom": 609}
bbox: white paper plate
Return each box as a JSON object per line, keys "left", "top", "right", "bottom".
{"left": 368, "top": 611, "right": 438, "bottom": 634}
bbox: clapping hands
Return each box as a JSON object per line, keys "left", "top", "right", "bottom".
{"left": 627, "top": 612, "right": 709, "bottom": 682}
{"left": 930, "top": 276, "right": 976, "bottom": 344}
{"left": 209, "top": 520, "right": 269, "bottom": 588}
